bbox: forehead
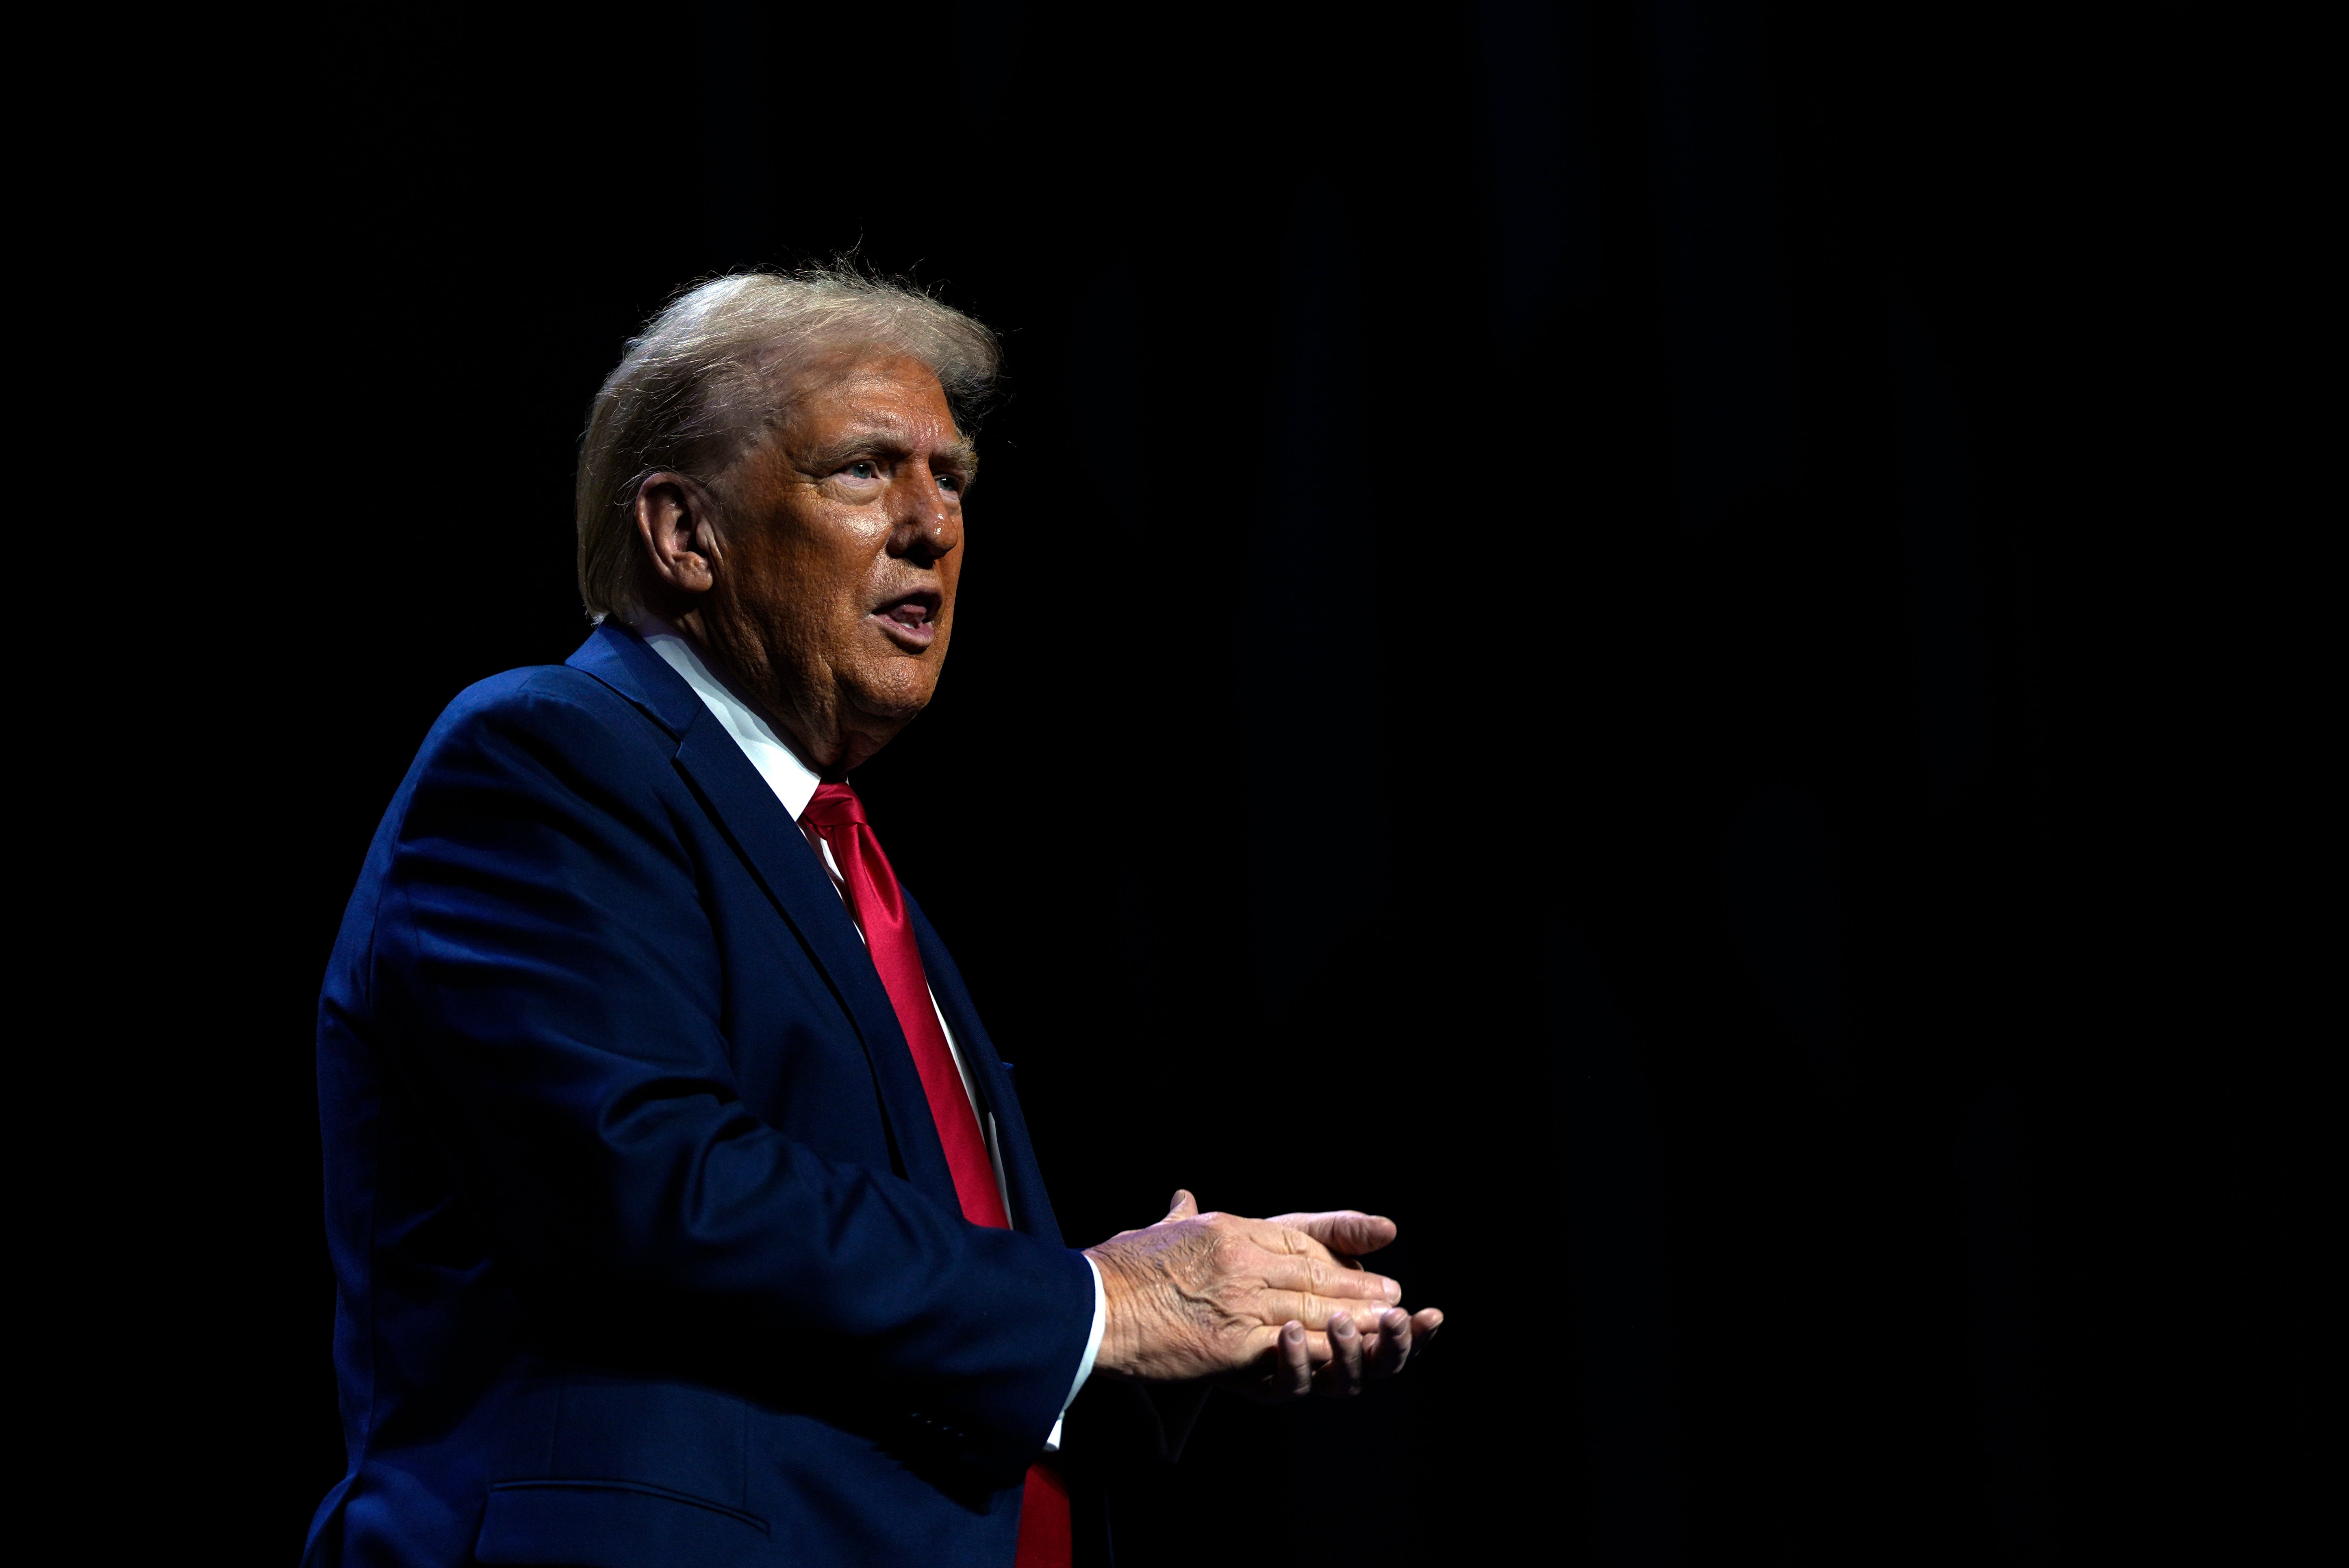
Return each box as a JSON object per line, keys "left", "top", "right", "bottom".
{"left": 777, "top": 350, "right": 957, "bottom": 440}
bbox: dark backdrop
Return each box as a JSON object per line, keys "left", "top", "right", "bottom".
{"left": 152, "top": 2, "right": 2319, "bottom": 1561}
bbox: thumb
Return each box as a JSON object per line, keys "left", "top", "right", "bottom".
{"left": 1164, "top": 1188, "right": 1199, "bottom": 1222}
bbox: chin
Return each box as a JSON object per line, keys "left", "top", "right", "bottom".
{"left": 845, "top": 669, "right": 940, "bottom": 729}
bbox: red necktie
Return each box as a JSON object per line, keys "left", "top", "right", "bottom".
{"left": 801, "top": 782, "right": 1070, "bottom": 1567}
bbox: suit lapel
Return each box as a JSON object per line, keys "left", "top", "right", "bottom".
{"left": 566, "top": 625, "right": 959, "bottom": 1209}
{"left": 905, "top": 892, "right": 1065, "bottom": 1248}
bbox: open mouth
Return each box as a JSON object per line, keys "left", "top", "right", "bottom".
{"left": 871, "top": 590, "right": 943, "bottom": 649}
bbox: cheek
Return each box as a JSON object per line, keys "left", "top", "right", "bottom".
{"left": 765, "top": 535, "right": 870, "bottom": 627}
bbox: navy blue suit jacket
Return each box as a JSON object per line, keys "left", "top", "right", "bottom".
{"left": 305, "top": 623, "right": 1097, "bottom": 1566}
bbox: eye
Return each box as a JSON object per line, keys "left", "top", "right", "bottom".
{"left": 938, "top": 473, "right": 962, "bottom": 495}
{"left": 844, "top": 460, "right": 880, "bottom": 480}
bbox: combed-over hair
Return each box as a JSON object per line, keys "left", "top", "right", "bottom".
{"left": 575, "top": 265, "right": 1001, "bottom": 623}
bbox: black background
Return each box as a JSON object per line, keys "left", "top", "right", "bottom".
{"left": 142, "top": 1, "right": 2320, "bottom": 1561}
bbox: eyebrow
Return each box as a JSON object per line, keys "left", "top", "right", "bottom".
{"left": 804, "top": 428, "right": 980, "bottom": 483}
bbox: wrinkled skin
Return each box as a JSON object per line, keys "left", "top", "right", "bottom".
{"left": 1089, "top": 1191, "right": 1444, "bottom": 1396}
{"left": 633, "top": 351, "right": 971, "bottom": 773}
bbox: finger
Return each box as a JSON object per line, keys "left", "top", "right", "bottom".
{"left": 1164, "top": 1189, "right": 1198, "bottom": 1223}
{"left": 1275, "top": 1320, "right": 1311, "bottom": 1399}
{"left": 1258, "top": 1248, "right": 1402, "bottom": 1301}
{"left": 1302, "top": 1307, "right": 1437, "bottom": 1373}
{"left": 1315, "top": 1310, "right": 1366, "bottom": 1396}
{"left": 1255, "top": 1253, "right": 1404, "bottom": 1308}
{"left": 1267, "top": 1210, "right": 1398, "bottom": 1259}
{"left": 1368, "top": 1307, "right": 1412, "bottom": 1376}
{"left": 1258, "top": 1286, "right": 1405, "bottom": 1338}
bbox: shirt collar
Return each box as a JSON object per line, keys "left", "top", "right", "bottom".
{"left": 635, "top": 614, "right": 823, "bottom": 821}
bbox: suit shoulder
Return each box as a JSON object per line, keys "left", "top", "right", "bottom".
{"left": 380, "top": 663, "right": 688, "bottom": 844}
{"left": 417, "top": 663, "right": 671, "bottom": 762}
{"left": 324, "top": 665, "right": 683, "bottom": 1007}
{"left": 440, "top": 662, "right": 650, "bottom": 728}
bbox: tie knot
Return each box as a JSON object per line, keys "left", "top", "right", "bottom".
{"left": 802, "top": 780, "right": 868, "bottom": 830}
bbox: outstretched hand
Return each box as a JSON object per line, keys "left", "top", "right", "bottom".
{"left": 1084, "top": 1191, "right": 1443, "bottom": 1400}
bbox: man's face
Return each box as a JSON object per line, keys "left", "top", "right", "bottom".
{"left": 694, "top": 352, "right": 974, "bottom": 771}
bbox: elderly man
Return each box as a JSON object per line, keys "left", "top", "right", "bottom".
{"left": 305, "top": 269, "right": 1440, "bottom": 1568}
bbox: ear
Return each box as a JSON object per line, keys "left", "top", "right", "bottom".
{"left": 634, "top": 473, "right": 721, "bottom": 598}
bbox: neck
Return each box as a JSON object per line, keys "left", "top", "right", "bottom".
{"left": 633, "top": 610, "right": 849, "bottom": 775}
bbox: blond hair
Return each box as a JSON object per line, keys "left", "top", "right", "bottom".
{"left": 575, "top": 266, "right": 1001, "bottom": 623}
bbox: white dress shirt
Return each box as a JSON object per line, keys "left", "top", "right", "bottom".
{"left": 640, "top": 619, "right": 1105, "bottom": 1451}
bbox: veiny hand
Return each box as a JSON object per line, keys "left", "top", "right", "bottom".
{"left": 1085, "top": 1191, "right": 1408, "bottom": 1383}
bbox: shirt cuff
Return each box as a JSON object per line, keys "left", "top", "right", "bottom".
{"left": 1041, "top": 1255, "right": 1108, "bottom": 1454}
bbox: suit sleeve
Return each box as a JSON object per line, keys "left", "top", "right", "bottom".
{"left": 362, "top": 673, "right": 1091, "bottom": 1480}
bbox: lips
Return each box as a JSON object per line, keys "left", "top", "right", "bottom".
{"left": 871, "top": 589, "right": 942, "bottom": 650}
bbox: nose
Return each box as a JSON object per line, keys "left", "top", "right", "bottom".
{"left": 890, "top": 463, "right": 961, "bottom": 565}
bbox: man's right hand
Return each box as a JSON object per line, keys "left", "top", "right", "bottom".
{"left": 1083, "top": 1190, "right": 1414, "bottom": 1385}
